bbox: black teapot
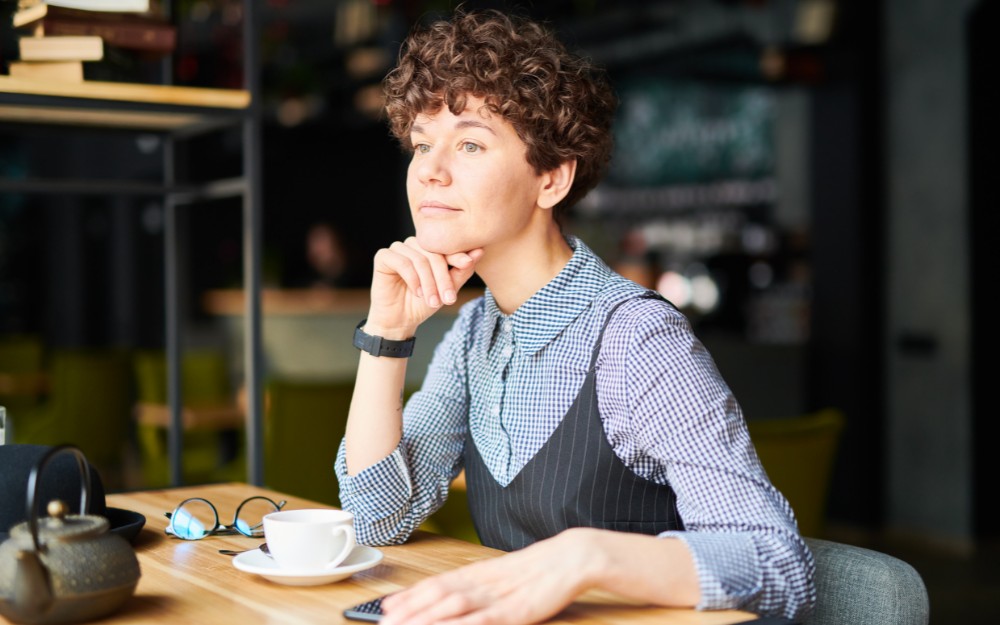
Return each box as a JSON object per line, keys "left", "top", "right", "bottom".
{"left": 0, "top": 445, "right": 141, "bottom": 624}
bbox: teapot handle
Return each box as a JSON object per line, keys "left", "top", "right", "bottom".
{"left": 24, "top": 445, "right": 91, "bottom": 553}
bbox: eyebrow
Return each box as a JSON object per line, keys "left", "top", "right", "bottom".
{"left": 411, "top": 120, "right": 497, "bottom": 136}
{"left": 455, "top": 120, "right": 497, "bottom": 134}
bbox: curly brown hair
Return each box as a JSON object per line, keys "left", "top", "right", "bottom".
{"left": 383, "top": 9, "right": 617, "bottom": 217}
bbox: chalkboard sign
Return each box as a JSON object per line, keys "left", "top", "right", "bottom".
{"left": 608, "top": 78, "right": 774, "bottom": 187}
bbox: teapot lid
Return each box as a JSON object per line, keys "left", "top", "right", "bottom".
{"left": 0, "top": 445, "right": 108, "bottom": 542}
{"left": 8, "top": 501, "right": 109, "bottom": 544}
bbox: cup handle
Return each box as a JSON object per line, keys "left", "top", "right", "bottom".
{"left": 325, "top": 525, "right": 356, "bottom": 569}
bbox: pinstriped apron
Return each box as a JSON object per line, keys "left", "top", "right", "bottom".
{"left": 464, "top": 295, "right": 684, "bottom": 551}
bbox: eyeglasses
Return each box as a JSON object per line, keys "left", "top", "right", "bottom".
{"left": 164, "top": 496, "right": 286, "bottom": 540}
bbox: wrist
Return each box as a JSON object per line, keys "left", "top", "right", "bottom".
{"left": 362, "top": 312, "right": 417, "bottom": 341}
{"left": 354, "top": 319, "right": 416, "bottom": 358}
{"left": 557, "top": 527, "right": 611, "bottom": 592}
{"left": 360, "top": 322, "right": 416, "bottom": 341}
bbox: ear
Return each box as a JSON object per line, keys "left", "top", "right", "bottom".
{"left": 537, "top": 160, "right": 577, "bottom": 210}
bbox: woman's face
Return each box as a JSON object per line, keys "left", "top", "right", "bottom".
{"left": 406, "top": 96, "right": 549, "bottom": 256}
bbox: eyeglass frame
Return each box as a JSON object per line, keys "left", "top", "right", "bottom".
{"left": 163, "top": 495, "right": 287, "bottom": 540}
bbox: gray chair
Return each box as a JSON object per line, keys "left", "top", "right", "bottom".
{"left": 804, "top": 537, "right": 930, "bottom": 625}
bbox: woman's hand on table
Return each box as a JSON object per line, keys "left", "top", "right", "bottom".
{"left": 379, "top": 529, "right": 599, "bottom": 625}
{"left": 379, "top": 528, "right": 700, "bottom": 625}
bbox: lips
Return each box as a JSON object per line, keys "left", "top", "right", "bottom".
{"left": 419, "top": 201, "right": 460, "bottom": 215}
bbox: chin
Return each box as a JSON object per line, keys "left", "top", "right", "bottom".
{"left": 415, "top": 231, "right": 472, "bottom": 256}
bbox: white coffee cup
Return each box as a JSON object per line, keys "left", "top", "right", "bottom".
{"left": 263, "top": 509, "right": 356, "bottom": 571}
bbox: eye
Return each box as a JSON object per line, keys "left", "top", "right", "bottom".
{"left": 414, "top": 144, "right": 431, "bottom": 154}
{"left": 461, "top": 142, "right": 481, "bottom": 154}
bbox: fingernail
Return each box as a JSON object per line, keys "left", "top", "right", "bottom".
{"left": 443, "top": 290, "right": 456, "bottom": 304}
{"left": 429, "top": 295, "right": 441, "bottom": 308}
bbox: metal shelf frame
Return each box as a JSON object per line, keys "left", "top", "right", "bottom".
{"left": 0, "top": 0, "right": 265, "bottom": 488}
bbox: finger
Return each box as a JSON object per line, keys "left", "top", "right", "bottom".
{"left": 443, "top": 247, "right": 484, "bottom": 270}
{"left": 404, "top": 237, "right": 456, "bottom": 306}
{"left": 434, "top": 584, "right": 566, "bottom": 625}
{"left": 373, "top": 246, "right": 424, "bottom": 297}
{"left": 437, "top": 603, "right": 514, "bottom": 625}
{"left": 446, "top": 248, "right": 484, "bottom": 295}
{"left": 381, "top": 582, "right": 452, "bottom": 625}
{"left": 390, "top": 239, "right": 444, "bottom": 308}
{"left": 386, "top": 588, "right": 483, "bottom": 625}
{"left": 435, "top": 248, "right": 484, "bottom": 305}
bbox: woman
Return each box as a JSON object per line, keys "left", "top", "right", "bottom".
{"left": 335, "top": 9, "right": 814, "bottom": 624}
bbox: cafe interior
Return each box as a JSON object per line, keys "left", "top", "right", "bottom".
{"left": 1, "top": 0, "right": 996, "bottom": 623}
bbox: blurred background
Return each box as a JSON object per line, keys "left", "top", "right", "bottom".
{"left": 1, "top": 0, "right": 997, "bottom": 620}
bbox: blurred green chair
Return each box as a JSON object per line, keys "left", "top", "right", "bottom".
{"left": 263, "top": 377, "right": 355, "bottom": 506}
{"left": 132, "top": 348, "right": 245, "bottom": 488}
{"left": 0, "top": 334, "right": 46, "bottom": 414}
{"left": 12, "top": 348, "right": 132, "bottom": 487}
{"left": 747, "top": 408, "right": 846, "bottom": 538}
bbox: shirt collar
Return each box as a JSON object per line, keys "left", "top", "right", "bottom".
{"left": 481, "top": 236, "right": 614, "bottom": 356}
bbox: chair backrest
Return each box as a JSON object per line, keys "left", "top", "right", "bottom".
{"left": 0, "top": 334, "right": 46, "bottom": 412}
{"left": 0, "top": 334, "right": 44, "bottom": 373}
{"left": 264, "top": 378, "right": 354, "bottom": 506}
{"left": 14, "top": 349, "right": 132, "bottom": 481}
{"left": 133, "top": 348, "right": 232, "bottom": 406}
{"left": 747, "top": 408, "right": 845, "bottom": 537}
{"left": 804, "top": 537, "right": 929, "bottom": 625}
{"left": 131, "top": 349, "right": 243, "bottom": 488}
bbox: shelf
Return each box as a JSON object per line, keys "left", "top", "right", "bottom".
{"left": 0, "top": 76, "right": 251, "bottom": 131}
{"left": 0, "top": 176, "right": 248, "bottom": 200}
{"left": 202, "top": 288, "right": 484, "bottom": 317}
{"left": 0, "top": 76, "right": 250, "bottom": 107}
{"left": 0, "top": 74, "right": 262, "bottom": 486}
{"left": 0, "top": 0, "right": 265, "bottom": 488}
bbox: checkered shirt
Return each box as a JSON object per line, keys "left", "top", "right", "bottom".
{"left": 336, "top": 237, "right": 815, "bottom": 620}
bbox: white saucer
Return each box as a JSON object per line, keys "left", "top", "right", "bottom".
{"left": 232, "top": 544, "right": 383, "bottom": 586}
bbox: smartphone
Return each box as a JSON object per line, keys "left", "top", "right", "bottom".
{"left": 343, "top": 595, "right": 386, "bottom": 622}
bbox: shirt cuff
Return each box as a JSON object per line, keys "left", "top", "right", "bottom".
{"left": 658, "top": 530, "right": 762, "bottom": 611}
{"left": 335, "top": 438, "right": 413, "bottom": 523}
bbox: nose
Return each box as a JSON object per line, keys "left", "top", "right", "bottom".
{"left": 413, "top": 147, "right": 451, "bottom": 186}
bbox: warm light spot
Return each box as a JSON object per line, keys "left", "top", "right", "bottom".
{"left": 690, "top": 274, "right": 720, "bottom": 313}
{"left": 657, "top": 271, "right": 692, "bottom": 308}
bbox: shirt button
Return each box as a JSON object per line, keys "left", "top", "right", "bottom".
{"left": 502, "top": 319, "right": 513, "bottom": 333}
{"left": 491, "top": 405, "right": 500, "bottom": 417}
{"left": 502, "top": 345, "right": 514, "bottom": 359}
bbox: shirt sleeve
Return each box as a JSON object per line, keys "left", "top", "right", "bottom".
{"left": 596, "top": 299, "right": 816, "bottom": 621}
{"left": 335, "top": 304, "right": 476, "bottom": 546}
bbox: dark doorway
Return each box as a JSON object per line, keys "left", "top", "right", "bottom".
{"left": 969, "top": 0, "right": 997, "bottom": 541}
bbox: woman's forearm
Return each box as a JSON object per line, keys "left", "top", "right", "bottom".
{"left": 571, "top": 528, "right": 701, "bottom": 608}
{"left": 343, "top": 321, "right": 414, "bottom": 475}
{"left": 379, "top": 527, "right": 701, "bottom": 625}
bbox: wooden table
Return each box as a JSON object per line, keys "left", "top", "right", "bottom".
{"left": 4, "top": 483, "right": 758, "bottom": 624}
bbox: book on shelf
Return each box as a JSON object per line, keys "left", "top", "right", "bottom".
{"left": 17, "top": 34, "right": 103, "bottom": 61}
{"left": 38, "top": 5, "right": 176, "bottom": 53}
{"left": 11, "top": 1, "right": 47, "bottom": 27}
{"left": 45, "top": 0, "right": 149, "bottom": 13}
{"left": 7, "top": 59, "right": 83, "bottom": 81}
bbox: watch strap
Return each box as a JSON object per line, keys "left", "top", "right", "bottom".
{"left": 353, "top": 319, "right": 415, "bottom": 358}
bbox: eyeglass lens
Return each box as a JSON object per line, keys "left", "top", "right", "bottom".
{"left": 233, "top": 497, "right": 280, "bottom": 537}
{"left": 169, "top": 497, "right": 281, "bottom": 539}
{"left": 170, "top": 499, "right": 218, "bottom": 540}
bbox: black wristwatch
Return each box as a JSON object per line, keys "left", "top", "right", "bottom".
{"left": 353, "top": 319, "right": 416, "bottom": 358}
